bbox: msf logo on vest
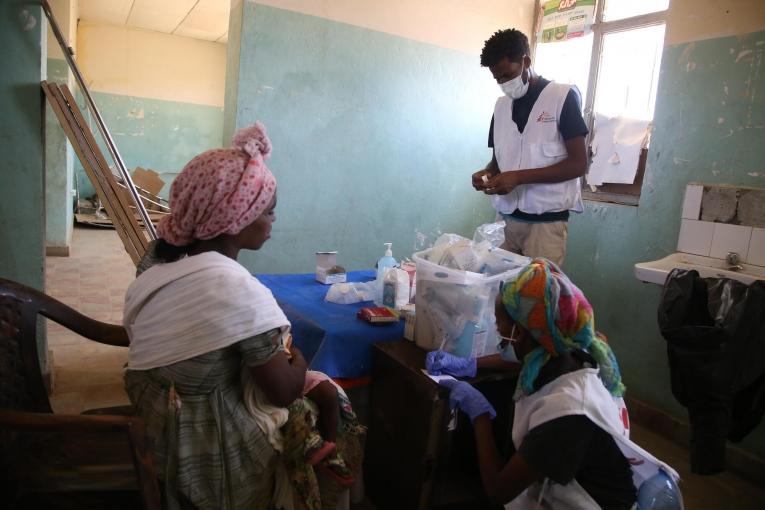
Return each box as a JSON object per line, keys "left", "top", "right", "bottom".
{"left": 536, "top": 111, "right": 556, "bottom": 123}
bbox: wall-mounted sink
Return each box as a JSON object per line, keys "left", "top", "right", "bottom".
{"left": 635, "top": 252, "right": 765, "bottom": 286}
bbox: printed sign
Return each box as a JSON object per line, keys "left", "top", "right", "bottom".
{"left": 539, "top": 0, "right": 596, "bottom": 43}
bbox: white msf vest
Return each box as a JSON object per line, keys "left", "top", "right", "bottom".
{"left": 505, "top": 368, "right": 680, "bottom": 510}
{"left": 491, "top": 82, "right": 584, "bottom": 215}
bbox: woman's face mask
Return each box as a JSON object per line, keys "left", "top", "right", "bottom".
{"left": 499, "top": 69, "right": 529, "bottom": 100}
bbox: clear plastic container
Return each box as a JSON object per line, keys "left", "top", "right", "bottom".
{"left": 413, "top": 240, "right": 529, "bottom": 357}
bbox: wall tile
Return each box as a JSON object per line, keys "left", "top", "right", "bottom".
{"left": 677, "top": 219, "right": 715, "bottom": 256}
{"left": 738, "top": 190, "right": 765, "bottom": 228}
{"left": 700, "top": 187, "right": 738, "bottom": 223}
{"left": 709, "top": 223, "right": 752, "bottom": 260}
{"left": 681, "top": 184, "right": 703, "bottom": 220}
{"left": 746, "top": 228, "right": 765, "bottom": 266}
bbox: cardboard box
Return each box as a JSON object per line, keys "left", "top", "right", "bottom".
{"left": 357, "top": 306, "right": 399, "bottom": 323}
{"left": 316, "top": 266, "right": 347, "bottom": 284}
{"left": 132, "top": 167, "right": 164, "bottom": 195}
{"left": 316, "top": 251, "right": 347, "bottom": 284}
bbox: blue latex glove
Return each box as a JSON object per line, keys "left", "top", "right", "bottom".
{"left": 439, "top": 379, "right": 496, "bottom": 421}
{"left": 426, "top": 351, "right": 477, "bottom": 378}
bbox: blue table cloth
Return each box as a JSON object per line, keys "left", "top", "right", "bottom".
{"left": 255, "top": 270, "right": 404, "bottom": 379}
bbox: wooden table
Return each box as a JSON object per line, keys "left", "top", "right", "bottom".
{"left": 364, "top": 341, "right": 519, "bottom": 510}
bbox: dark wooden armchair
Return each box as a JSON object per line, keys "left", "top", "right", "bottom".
{"left": 0, "top": 277, "right": 160, "bottom": 509}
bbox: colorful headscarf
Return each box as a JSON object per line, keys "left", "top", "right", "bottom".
{"left": 501, "top": 258, "right": 625, "bottom": 397}
{"left": 157, "top": 123, "right": 276, "bottom": 246}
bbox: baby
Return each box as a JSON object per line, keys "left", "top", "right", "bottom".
{"left": 282, "top": 334, "right": 356, "bottom": 486}
{"left": 242, "top": 332, "right": 360, "bottom": 488}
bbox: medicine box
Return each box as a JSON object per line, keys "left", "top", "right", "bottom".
{"left": 315, "top": 251, "right": 347, "bottom": 284}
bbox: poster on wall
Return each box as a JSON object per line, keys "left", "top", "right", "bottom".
{"left": 538, "top": 0, "right": 596, "bottom": 43}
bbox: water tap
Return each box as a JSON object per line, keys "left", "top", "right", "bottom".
{"left": 725, "top": 252, "right": 744, "bottom": 271}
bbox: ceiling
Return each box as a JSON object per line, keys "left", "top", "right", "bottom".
{"left": 79, "top": 0, "right": 229, "bottom": 43}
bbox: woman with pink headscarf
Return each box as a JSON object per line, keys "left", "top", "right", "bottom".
{"left": 122, "top": 124, "right": 362, "bottom": 510}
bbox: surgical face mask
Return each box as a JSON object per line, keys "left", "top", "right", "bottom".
{"left": 497, "top": 324, "right": 519, "bottom": 362}
{"left": 499, "top": 70, "right": 529, "bottom": 100}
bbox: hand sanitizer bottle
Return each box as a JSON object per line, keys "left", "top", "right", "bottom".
{"left": 375, "top": 242, "right": 397, "bottom": 306}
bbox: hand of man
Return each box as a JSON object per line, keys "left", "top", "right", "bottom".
{"left": 472, "top": 169, "right": 493, "bottom": 191}
{"left": 484, "top": 172, "right": 519, "bottom": 195}
{"left": 426, "top": 350, "right": 477, "bottom": 378}
{"left": 439, "top": 379, "right": 496, "bottom": 421}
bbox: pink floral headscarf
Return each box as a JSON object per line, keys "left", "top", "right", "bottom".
{"left": 157, "top": 123, "right": 276, "bottom": 246}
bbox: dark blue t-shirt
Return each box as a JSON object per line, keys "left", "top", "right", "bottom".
{"left": 488, "top": 77, "right": 588, "bottom": 146}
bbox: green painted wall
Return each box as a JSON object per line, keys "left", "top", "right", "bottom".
{"left": 1, "top": 3, "right": 47, "bottom": 375}
{"left": 565, "top": 30, "right": 765, "bottom": 458}
{"left": 74, "top": 93, "right": 224, "bottom": 200}
{"left": 228, "top": 4, "right": 497, "bottom": 274}
{"left": 1, "top": 3, "right": 46, "bottom": 290}
{"left": 45, "top": 57, "right": 73, "bottom": 250}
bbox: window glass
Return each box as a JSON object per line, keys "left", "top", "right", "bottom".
{"left": 603, "top": 0, "right": 670, "bottom": 21}
{"left": 534, "top": 33, "right": 594, "bottom": 104}
{"left": 593, "top": 24, "right": 666, "bottom": 120}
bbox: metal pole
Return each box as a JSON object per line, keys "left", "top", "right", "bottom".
{"left": 41, "top": 0, "right": 158, "bottom": 239}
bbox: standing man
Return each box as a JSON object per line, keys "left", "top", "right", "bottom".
{"left": 472, "top": 29, "right": 588, "bottom": 266}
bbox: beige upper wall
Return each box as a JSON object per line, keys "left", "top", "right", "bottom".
{"left": 253, "top": 0, "right": 537, "bottom": 54}
{"left": 77, "top": 22, "right": 227, "bottom": 106}
{"left": 666, "top": 0, "right": 765, "bottom": 45}
{"left": 47, "top": 0, "right": 78, "bottom": 60}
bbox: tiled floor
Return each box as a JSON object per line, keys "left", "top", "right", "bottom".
{"left": 46, "top": 225, "right": 135, "bottom": 414}
{"left": 45, "top": 226, "right": 765, "bottom": 507}
{"left": 630, "top": 425, "right": 765, "bottom": 509}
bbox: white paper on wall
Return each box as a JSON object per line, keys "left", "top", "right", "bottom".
{"left": 588, "top": 114, "right": 651, "bottom": 186}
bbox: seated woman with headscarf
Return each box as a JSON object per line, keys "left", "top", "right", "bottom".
{"left": 427, "top": 259, "right": 681, "bottom": 509}
{"left": 123, "top": 123, "right": 363, "bottom": 509}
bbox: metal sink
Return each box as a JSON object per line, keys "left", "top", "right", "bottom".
{"left": 634, "top": 252, "right": 765, "bottom": 286}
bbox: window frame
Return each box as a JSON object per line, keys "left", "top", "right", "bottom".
{"left": 534, "top": 0, "right": 668, "bottom": 206}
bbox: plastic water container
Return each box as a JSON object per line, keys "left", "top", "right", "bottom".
{"left": 637, "top": 469, "right": 684, "bottom": 510}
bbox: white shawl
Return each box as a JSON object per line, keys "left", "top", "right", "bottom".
{"left": 123, "top": 251, "right": 290, "bottom": 370}
{"left": 125, "top": 251, "right": 297, "bottom": 508}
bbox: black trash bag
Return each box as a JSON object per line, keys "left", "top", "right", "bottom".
{"left": 658, "top": 268, "right": 765, "bottom": 475}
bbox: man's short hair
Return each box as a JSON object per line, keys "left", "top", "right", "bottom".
{"left": 480, "top": 29, "right": 530, "bottom": 68}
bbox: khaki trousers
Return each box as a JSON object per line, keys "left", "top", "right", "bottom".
{"left": 501, "top": 218, "right": 568, "bottom": 266}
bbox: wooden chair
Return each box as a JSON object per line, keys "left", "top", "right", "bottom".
{"left": 0, "top": 277, "right": 160, "bottom": 509}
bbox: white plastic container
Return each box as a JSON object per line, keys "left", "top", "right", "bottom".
{"left": 413, "top": 245, "right": 529, "bottom": 357}
{"left": 382, "top": 267, "right": 410, "bottom": 310}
